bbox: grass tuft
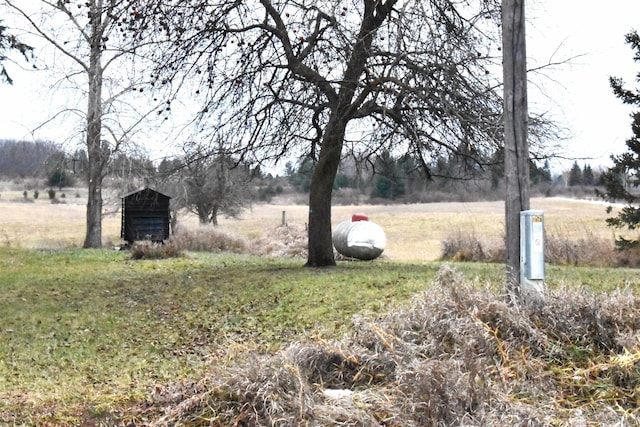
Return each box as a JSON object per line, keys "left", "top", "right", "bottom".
{"left": 441, "top": 227, "right": 640, "bottom": 268}
{"left": 252, "top": 223, "right": 308, "bottom": 258}
{"left": 440, "top": 229, "right": 503, "bottom": 262}
{"left": 171, "top": 226, "right": 249, "bottom": 253}
{"left": 130, "top": 240, "right": 183, "bottom": 259}
{"left": 545, "top": 226, "right": 617, "bottom": 267}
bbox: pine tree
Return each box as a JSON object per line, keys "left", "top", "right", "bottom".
{"left": 568, "top": 161, "right": 583, "bottom": 186}
{"left": 582, "top": 164, "right": 595, "bottom": 186}
{"left": 599, "top": 30, "right": 640, "bottom": 249}
{"left": 0, "top": 21, "right": 32, "bottom": 85}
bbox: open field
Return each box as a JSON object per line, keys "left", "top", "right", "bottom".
{"left": 0, "top": 191, "right": 632, "bottom": 260}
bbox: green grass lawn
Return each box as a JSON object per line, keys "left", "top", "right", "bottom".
{"left": 1, "top": 247, "right": 639, "bottom": 425}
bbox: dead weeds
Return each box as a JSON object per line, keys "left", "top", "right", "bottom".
{"left": 140, "top": 265, "right": 640, "bottom": 426}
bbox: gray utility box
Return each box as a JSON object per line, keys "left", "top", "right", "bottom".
{"left": 520, "top": 210, "right": 545, "bottom": 298}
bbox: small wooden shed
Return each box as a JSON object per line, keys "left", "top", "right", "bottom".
{"left": 121, "top": 187, "right": 171, "bottom": 244}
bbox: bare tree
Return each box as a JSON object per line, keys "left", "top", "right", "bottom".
{"left": 3, "top": 0, "right": 160, "bottom": 248}
{"left": 157, "top": 145, "right": 252, "bottom": 227}
{"left": 134, "top": 0, "right": 508, "bottom": 266}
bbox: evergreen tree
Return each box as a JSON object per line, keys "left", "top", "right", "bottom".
{"left": 289, "top": 157, "right": 314, "bottom": 193}
{"left": 47, "top": 169, "right": 74, "bottom": 190}
{"left": 568, "top": 161, "right": 583, "bottom": 186}
{"left": 0, "top": 20, "right": 32, "bottom": 84}
{"left": 371, "top": 151, "right": 406, "bottom": 200}
{"left": 582, "top": 164, "right": 595, "bottom": 186}
{"left": 599, "top": 30, "right": 640, "bottom": 248}
{"left": 530, "top": 160, "right": 552, "bottom": 185}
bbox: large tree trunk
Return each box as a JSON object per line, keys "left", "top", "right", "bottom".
{"left": 306, "top": 120, "right": 345, "bottom": 267}
{"left": 197, "top": 205, "right": 209, "bottom": 225}
{"left": 502, "top": 0, "right": 529, "bottom": 293}
{"left": 83, "top": 2, "right": 104, "bottom": 249}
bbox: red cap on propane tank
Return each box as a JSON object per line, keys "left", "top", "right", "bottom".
{"left": 351, "top": 213, "right": 369, "bottom": 222}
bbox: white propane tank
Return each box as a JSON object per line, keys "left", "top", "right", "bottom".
{"left": 332, "top": 214, "right": 386, "bottom": 260}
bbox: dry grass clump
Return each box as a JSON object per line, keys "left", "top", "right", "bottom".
{"left": 544, "top": 228, "right": 617, "bottom": 267}
{"left": 171, "top": 226, "right": 250, "bottom": 253}
{"left": 130, "top": 241, "right": 183, "bottom": 259}
{"left": 252, "top": 224, "right": 308, "bottom": 258}
{"left": 440, "top": 229, "right": 504, "bottom": 262}
{"left": 614, "top": 245, "right": 640, "bottom": 268}
{"left": 441, "top": 228, "right": 628, "bottom": 268}
{"left": 143, "top": 265, "right": 640, "bottom": 426}
{"left": 125, "top": 224, "right": 309, "bottom": 259}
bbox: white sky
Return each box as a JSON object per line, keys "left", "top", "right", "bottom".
{"left": 526, "top": 0, "right": 640, "bottom": 171}
{"left": 0, "top": 1, "right": 639, "bottom": 172}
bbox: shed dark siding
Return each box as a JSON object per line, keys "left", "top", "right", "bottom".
{"left": 121, "top": 188, "right": 171, "bottom": 243}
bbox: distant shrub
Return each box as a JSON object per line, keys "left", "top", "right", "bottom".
{"left": 33, "top": 190, "right": 39, "bottom": 199}
{"left": 23, "top": 190, "right": 27, "bottom": 199}
{"left": 613, "top": 246, "right": 640, "bottom": 268}
{"left": 130, "top": 241, "right": 182, "bottom": 260}
{"left": 47, "top": 169, "right": 75, "bottom": 190}
{"left": 47, "top": 189, "right": 55, "bottom": 199}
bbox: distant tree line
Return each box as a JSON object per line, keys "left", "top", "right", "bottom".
{"left": 1, "top": 138, "right": 602, "bottom": 212}
{"left": 286, "top": 150, "right": 565, "bottom": 202}
{"left": 0, "top": 139, "right": 61, "bottom": 178}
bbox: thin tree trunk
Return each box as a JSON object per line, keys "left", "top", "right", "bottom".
{"left": 502, "top": 0, "right": 529, "bottom": 293}
{"left": 83, "top": 2, "right": 104, "bottom": 249}
{"left": 84, "top": 169, "right": 103, "bottom": 248}
{"left": 211, "top": 205, "right": 219, "bottom": 226}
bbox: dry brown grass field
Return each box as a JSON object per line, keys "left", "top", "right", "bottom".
{"left": 0, "top": 187, "right": 630, "bottom": 261}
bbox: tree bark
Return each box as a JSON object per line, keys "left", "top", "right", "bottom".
{"left": 83, "top": 1, "right": 105, "bottom": 249}
{"left": 502, "top": 0, "right": 529, "bottom": 293}
{"left": 211, "top": 205, "right": 219, "bottom": 226}
{"left": 306, "top": 117, "right": 346, "bottom": 267}
{"left": 197, "top": 206, "right": 209, "bottom": 225}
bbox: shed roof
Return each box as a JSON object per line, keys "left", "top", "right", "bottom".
{"left": 121, "top": 187, "right": 171, "bottom": 199}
